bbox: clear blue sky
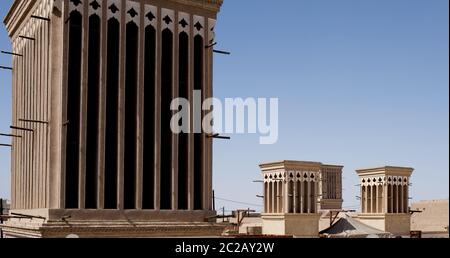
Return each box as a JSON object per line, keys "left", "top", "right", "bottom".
{"left": 0, "top": 0, "right": 448, "bottom": 212}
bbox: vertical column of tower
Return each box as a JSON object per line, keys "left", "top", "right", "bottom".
{"left": 19, "top": 32, "right": 24, "bottom": 209}
{"left": 36, "top": 3, "right": 43, "bottom": 209}
{"left": 11, "top": 38, "right": 16, "bottom": 210}
{"left": 135, "top": 0, "right": 145, "bottom": 210}
{"left": 12, "top": 37, "right": 18, "bottom": 209}
{"left": 29, "top": 16, "right": 35, "bottom": 209}
{"left": 19, "top": 35, "right": 24, "bottom": 209}
{"left": 36, "top": 2, "right": 42, "bottom": 209}
{"left": 206, "top": 18, "right": 216, "bottom": 212}
{"left": 19, "top": 34, "right": 25, "bottom": 209}
{"left": 186, "top": 11, "right": 194, "bottom": 212}
{"left": 116, "top": 0, "right": 126, "bottom": 210}
{"left": 25, "top": 21, "right": 31, "bottom": 209}
{"left": 172, "top": 10, "right": 179, "bottom": 211}
{"left": 49, "top": 0, "right": 64, "bottom": 209}
{"left": 76, "top": 0, "right": 88, "bottom": 209}
{"left": 44, "top": 0, "right": 51, "bottom": 208}
{"left": 96, "top": 0, "right": 107, "bottom": 210}
{"left": 22, "top": 21, "right": 28, "bottom": 209}
{"left": 154, "top": 5, "right": 162, "bottom": 211}
{"left": 39, "top": 1, "right": 46, "bottom": 209}
{"left": 30, "top": 10, "right": 36, "bottom": 209}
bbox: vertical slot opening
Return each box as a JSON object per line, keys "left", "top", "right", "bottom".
{"left": 310, "top": 182, "right": 315, "bottom": 213}
{"left": 85, "top": 14, "right": 101, "bottom": 209}
{"left": 302, "top": 181, "right": 308, "bottom": 213}
{"left": 178, "top": 32, "right": 189, "bottom": 210}
{"left": 124, "top": 22, "right": 139, "bottom": 210}
{"left": 65, "top": 11, "right": 82, "bottom": 209}
{"left": 160, "top": 28, "right": 173, "bottom": 210}
{"left": 193, "top": 35, "right": 203, "bottom": 210}
{"left": 104, "top": 18, "right": 120, "bottom": 209}
{"left": 143, "top": 25, "right": 156, "bottom": 210}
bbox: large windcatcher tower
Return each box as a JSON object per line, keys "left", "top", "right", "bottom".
{"left": 2, "top": 0, "right": 223, "bottom": 238}
{"left": 356, "top": 166, "right": 414, "bottom": 236}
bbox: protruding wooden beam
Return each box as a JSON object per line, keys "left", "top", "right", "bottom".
{"left": 1, "top": 51, "right": 23, "bottom": 57}
{"left": 31, "top": 15, "right": 51, "bottom": 22}
{"left": 213, "top": 49, "right": 230, "bottom": 55}
{"left": 0, "top": 65, "right": 13, "bottom": 70}
{"left": 19, "top": 118, "right": 49, "bottom": 125}
{"left": 10, "top": 126, "right": 34, "bottom": 133}
{"left": 19, "top": 35, "right": 36, "bottom": 41}
{"left": 0, "top": 133, "right": 22, "bottom": 138}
